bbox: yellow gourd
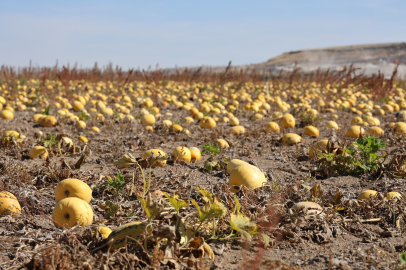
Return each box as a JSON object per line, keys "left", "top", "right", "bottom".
{"left": 73, "top": 101, "right": 84, "bottom": 112}
{"left": 1, "top": 110, "right": 14, "bottom": 119}
{"left": 231, "top": 126, "right": 245, "bottom": 135}
{"left": 189, "top": 147, "right": 201, "bottom": 162}
{"left": 366, "top": 127, "right": 384, "bottom": 136}
{"left": 303, "top": 126, "right": 319, "bottom": 137}
{"left": 182, "top": 116, "right": 194, "bottom": 124}
{"left": 0, "top": 191, "right": 21, "bottom": 215}
{"left": 386, "top": 192, "right": 401, "bottom": 201}
{"left": 76, "top": 120, "right": 86, "bottom": 130}
{"left": 326, "top": 121, "right": 339, "bottom": 130}
{"left": 226, "top": 159, "right": 249, "bottom": 174}
{"left": 357, "top": 190, "right": 377, "bottom": 200}
{"left": 346, "top": 125, "right": 365, "bottom": 138}
{"left": 142, "top": 149, "right": 167, "bottom": 167}
{"left": 79, "top": 136, "right": 88, "bottom": 143}
{"left": 282, "top": 133, "right": 301, "bottom": 146}
{"left": 200, "top": 116, "right": 216, "bottom": 129}
{"left": 163, "top": 120, "right": 172, "bottom": 128}
{"left": 41, "top": 116, "right": 57, "bottom": 127}
{"left": 95, "top": 226, "right": 112, "bottom": 239}
{"left": 52, "top": 197, "right": 93, "bottom": 228}
{"left": 172, "top": 146, "right": 191, "bottom": 164}
{"left": 351, "top": 116, "right": 363, "bottom": 125}
{"left": 265, "top": 122, "right": 280, "bottom": 133}
{"left": 2, "top": 130, "right": 20, "bottom": 143}
{"left": 229, "top": 117, "right": 239, "bottom": 126}
{"left": 217, "top": 139, "right": 229, "bottom": 149}
{"left": 29, "top": 146, "right": 49, "bottom": 159}
{"left": 92, "top": 126, "right": 100, "bottom": 133}
{"left": 280, "top": 113, "right": 295, "bottom": 128}
{"left": 229, "top": 164, "right": 267, "bottom": 193}
{"left": 141, "top": 114, "right": 156, "bottom": 126}
{"left": 170, "top": 124, "right": 183, "bottom": 133}
{"left": 55, "top": 178, "right": 92, "bottom": 203}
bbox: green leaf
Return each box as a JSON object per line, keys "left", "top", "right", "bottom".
{"left": 117, "top": 171, "right": 125, "bottom": 182}
{"left": 163, "top": 192, "right": 188, "bottom": 212}
{"left": 259, "top": 233, "right": 271, "bottom": 247}
{"left": 191, "top": 199, "right": 224, "bottom": 222}
{"left": 196, "top": 186, "right": 213, "bottom": 203}
{"left": 213, "top": 195, "right": 227, "bottom": 217}
{"left": 138, "top": 193, "right": 164, "bottom": 222}
{"left": 401, "top": 253, "right": 406, "bottom": 265}
{"left": 233, "top": 195, "right": 241, "bottom": 214}
{"left": 230, "top": 213, "right": 257, "bottom": 241}
{"left": 204, "top": 161, "right": 217, "bottom": 172}
{"left": 179, "top": 219, "right": 193, "bottom": 245}
{"left": 104, "top": 201, "right": 119, "bottom": 219}
{"left": 44, "top": 106, "right": 50, "bottom": 115}
{"left": 77, "top": 112, "right": 90, "bottom": 121}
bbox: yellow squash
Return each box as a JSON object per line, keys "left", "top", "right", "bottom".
{"left": 229, "top": 164, "right": 267, "bottom": 193}
{"left": 142, "top": 149, "right": 167, "bottom": 167}
{"left": 172, "top": 146, "right": 191, "bottom": 164}
{"left": 52, "top": 197, "right": 93, "bottom": 228}
{"left": 0, "top": 191, "right": 21, "bottom": 215}
{"left": 226, "top": 159, "right": 249, "bottom": 174}
{"left": 29, "top": 146, "right": 49, "bottom": 159}
{"left": 189, "top": 147, "right": 201, "bottom": 162}
{"left": 357, "top": 190, "right": 377, "bottom": 200}
{"left": 55, "top": 178, "right": 92, "bottom": 203}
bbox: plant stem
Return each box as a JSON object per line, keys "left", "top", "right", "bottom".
{"left": 175, "top": 213, "right": 180, "bottom": 232}
{"left": 134, "top": 161, "right": 146, "bottom": 197}
{"left": 212, "top": 218, "right": 216, "bottom": 237}
{"left": 145, "top": 166, "right": 152, "bottom": 195}
{"left": 181, "top": 220, "right": 204, "bottom": 248}
{"left": 208, "top": 236, "right": 240, "bottom": 241}
{"left": 130, "top": 168, "right": 135, "bottom": 196}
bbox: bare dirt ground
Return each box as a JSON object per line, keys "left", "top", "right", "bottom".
{"left": 1, "top": 103, "right": 406, "bottom": 270}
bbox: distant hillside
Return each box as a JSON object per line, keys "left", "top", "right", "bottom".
{"left": 250, "top": 42, "right": 406, "bottom": 78}
{"left": 177, "top": 42, "right": 406, "bottom": 79}
{"left": 260, "top": 42, "right": 406, "bottom": 67}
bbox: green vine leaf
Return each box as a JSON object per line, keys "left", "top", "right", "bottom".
{"left": 163, "top": 192, "right": 188, "bottom": 212}
{"left": 213, "top": 195, "right": 227, "bottom": 217}
{"left": 191, "top": 199, "right": 224, "bottom": 222}
{"left": 104, "top": 201, "right": 119, "bottom": 219}
{"left": 196, "top": 186, "right": 213, "bottom": 203}
{"left": 233, "top": 195, "right": 241, "bottom": 214}
{"left": 401, "top": 252, "right": 406, "bottom": 265}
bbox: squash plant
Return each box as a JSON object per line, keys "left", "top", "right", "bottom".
{"left": 110, "top": 153, "right": 271, "bottom": 259}
{"left": 315, "top": 135, "right": 386, "bottom": 176}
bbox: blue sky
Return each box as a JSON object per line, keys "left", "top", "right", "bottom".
{"left": 0, "top": 1, "right": 405, "bottom": 69}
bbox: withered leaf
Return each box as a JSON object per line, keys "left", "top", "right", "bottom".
{"left": 230, "top": 213, "right": 257, "bottom": 241}
{"left": 138, "top": 193, "right": 164, "bottom": 222}
{"left": 70, "top": 154, "right": 86, "bottom": 170}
